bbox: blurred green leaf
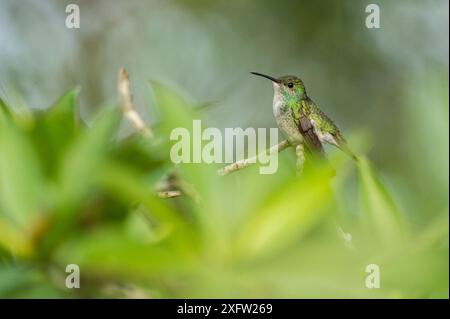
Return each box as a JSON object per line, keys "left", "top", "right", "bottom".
{"left": 0, "top": 98, "right": 11, "bottom": 120}
{"left": 149, "top": 81, "right": 200, "bottom": 136}
{"left": 38, "top": 108, "right": 120, "bottom": 255}
{"left": 0, "top": 109, "right": 43, "bottom": 229}
{"left": 403, "top": 70, "right": 449, "bottom": 214}
{"left": 237, "top": 166, "right": 335, "bottom": 260}
{"left": 31, "top": 88, "right": 81, "bottom": 178}
{"left": 0, "top": 265, "right": 34, "bottom": 297}
{"left": 357, "top": 156, "right": 407, "bottom": 246}
{"left": 58, "top": 108, "right": 119, "bottom": 205}
{"left": 98, "top": 161, "right": 197, "bottom": 253}
{"left": 0, "top": 265, "right": 64, "bottom": 298}
{"left": 149, "top": 82, "right": 227, "bottom": 253}
{"left": 0, "top": 217, "right": 33, "bottom": 257}
{"left": 54, "top": 224, "right": 196, "bottom": 281}
{"left": 112, "top": 134, "right": 167, "bottom": 172}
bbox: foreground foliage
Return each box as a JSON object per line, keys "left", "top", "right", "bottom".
{"left": 0, "top": 84, "right": 447, "bottom": 298}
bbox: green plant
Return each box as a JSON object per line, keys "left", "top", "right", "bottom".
{"left": 0, "top": 81, "right": 447, "bottom": 298}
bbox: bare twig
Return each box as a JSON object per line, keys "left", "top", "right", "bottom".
{"left": 155, "top": 170, "right": 201, "bottom": 202}
{"left": 118, "top": 68, "right": 183, "bottom": 200}
{"left": 118, "top": 67, "right": 153, "bottom": 138}
{"left": 157, "top": 190, "right": 182, "bottom": 199}
{"left": 218, "top": 140, "right": 291, "bottom": 176}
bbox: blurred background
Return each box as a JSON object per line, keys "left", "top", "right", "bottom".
{"left": 0, "top": 0, "right": 448, "bottom": 298}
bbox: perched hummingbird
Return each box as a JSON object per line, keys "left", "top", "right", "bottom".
{"left": 251, "top": 72, "right": 356, "bottom": 160}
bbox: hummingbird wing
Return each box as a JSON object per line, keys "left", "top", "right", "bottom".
{"left": 291, "top": 108, "right": 325, "bottom": 155}
{"left": 305, "top": 98, "right": 358, "bottom": 161}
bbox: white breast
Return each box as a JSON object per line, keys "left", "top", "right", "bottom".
{"left": 273, "top": 98, "right": 304, "bottom": 144}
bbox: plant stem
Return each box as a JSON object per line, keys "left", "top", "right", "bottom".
{"left": 118, "top": 67, "right": 153, "bottom": 138}
{"left": 217, "top": 140, "right": 291, "bottom": 176}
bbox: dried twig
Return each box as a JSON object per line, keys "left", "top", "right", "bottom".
{"left": 217, "top": 140, "right": 291, "bottom": 176}
{"left": 118, "top": 68, "right": 182, "bottom": 199}
{"left": 157, "top": 190, "right": 182, "bottom": 199}
{"left": 118, "top": 67, "right": 153, "bottom": 138}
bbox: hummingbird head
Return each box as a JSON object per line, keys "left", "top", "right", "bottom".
{"left": 251, "top": 72, "right": 307, "bottom": 103}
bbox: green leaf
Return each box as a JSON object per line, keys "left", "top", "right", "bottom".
{"left": 58, "top": 108, "right": 120, "bottom": 205}
{"left": 43, "top": 87, "right": 81, "bottom": 135}
{"left": 0, "top": 265, "right": 64, "bottom": 298}
{"left": 0, "top": 113, "right": 43, "bottom": 229}
{"left": 98, "top": 161, "right": 197, "bottom": 252}
{"left": 54, "top": 225, "right": 196, "bottom": 280}
{"left": 149, "top": 81, "right": 202, "bottom": 140}
{"left": 0, "top": 265, "right": 33, "bottom": 297}
{"left": 0, "top": 217, "right": 33, "bottom": 257}
{"left": 111, "top": 134, "right": 167, "bottom": 172}
{"left": 31, "top": 88, "right": 81, "bottom": 177}
{"left": 236, "top": 166, "right": 335, "bottom": 260}
{"left": 38, "top": 109, "right": 120, "bottom": 255}
{"left": 357, "top": 156, "right": 407, "bottom": 246}
{"left": 148, "top": 82, "right": 222, "bottom": 246}
{"left": 0, "top": 98, "right": 11, "bottom": 120}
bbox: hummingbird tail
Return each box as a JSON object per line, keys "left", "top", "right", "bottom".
{"left": 340, "top": 143, "right": 358, "bottom": 161}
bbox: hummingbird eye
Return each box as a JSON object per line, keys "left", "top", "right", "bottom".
{"left": 287, "top": 82, "right": 294, "bottom": 88}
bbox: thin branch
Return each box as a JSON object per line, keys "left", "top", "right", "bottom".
{"left": 218, "top": 140, "right": 291, "bottom": 176}
{"left": 117, "top": 68, "right": 181, "bottom": 200}
{"left": 155, "top": 171, "right": 201, "bottom": 202}
{"left": 157, "top": 190, "right": 182, "bottom": 199}
{"left": 118, "top": 67, "right": 153, "bottom": 138}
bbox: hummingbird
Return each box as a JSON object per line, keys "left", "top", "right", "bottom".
{"left": 251, "top": 72, "right": 357, "bottom": 161}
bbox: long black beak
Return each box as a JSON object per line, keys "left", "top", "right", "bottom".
{"left": 250, "top": 72, "right": 279, "bottom": 83}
